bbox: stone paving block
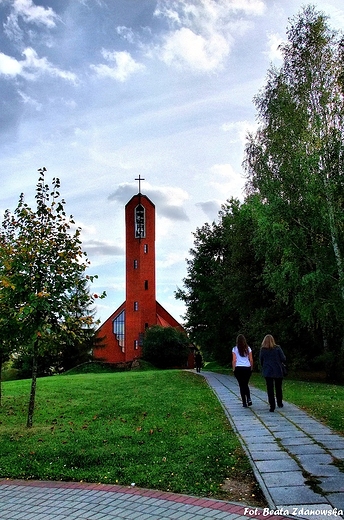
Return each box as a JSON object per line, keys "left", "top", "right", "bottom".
{"left": 212, "top": 511, "right": 240, "bottom": 519}
{"left": 251, "top": 444, "right": 283, "bottom": 451}
{"left": 275, "top": 431, "right": 310, "bottom": 440}
{"left": 249, "top": 450, "right": 290, "bottom": 460}
{"left": 294, "top": 422, "right": 331, "bottom": 433}
{"left": 255, "top": 458, "right": 300, "bottom": 473}
{"left": 287, "top": 444, "right": 328, "bottom": 455}
{"left": 295, "top": 453, "right": 333, "bottom": 464}
{"left": 119, "top": 511, "right": 146, "bottom": 520}
{"left": 241, "top": 434, "right": 273, "bottom": 443}
{"left": 269, "top": 485, "right": 327, "bottom": 506}
{"left": 330, "top": 449, "right": 344, "bottom": 459}
{"left": 319, "top": 476, "right": 344, "bottom": 492}
{"left": 162, "top": 513, "right": 196, "bottom": 520}
{"left": 311, "top": 436, "right": 344, "bottom": 449}
{"left": 158, "top": 510, "right": 182, "bottom": 519}
{"left": 261, "top": 470, "right": 306, "bottom": 487}
{"left": 295, "top": 459, "right": 341, "bottom": 477}
{"left": 267, "top": 425, "right": 302, "bottom": 433}
{"left": 127, "top": 513, "right": 159, "bottom": 520}
{"left": 80, "top": 511, "right": 108, "bottom": 519}
{"left": 233, "top": 423, "right": 266, "bottom": 434}
{"left": 327, "top": 492, "right": 344, "bottom": 510}
{"left": 279, "top": 436, "right": 313, "bottom": 446}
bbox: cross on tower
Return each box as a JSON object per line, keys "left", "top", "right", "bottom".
{"left": 135, "top": 175, "right": 145, "bottom": 194}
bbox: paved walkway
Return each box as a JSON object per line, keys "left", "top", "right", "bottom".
{"left": 201, "top": 371, "right": 344, "bottom": 519}
{"left": 0, "top": 371, "right": 343, "bottom": 520}
{"left": 0, "top": 479, "right": 285, "bottom": 520}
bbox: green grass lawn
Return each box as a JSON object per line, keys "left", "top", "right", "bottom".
{"left": 0, "top": 370, "right": 256, "bottom": 501}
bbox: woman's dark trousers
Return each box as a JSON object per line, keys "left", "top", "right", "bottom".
{"left": 234, "top": 367, "right": 252, "bottom": 406}
{"left": 265, "top": 377, "right": 283, "bottom": 410}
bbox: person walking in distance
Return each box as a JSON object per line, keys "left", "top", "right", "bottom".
{"left": 195, "top": 350, "right": 203, "bottom": 373}
{"left": 232, "top": 334, "right": 253, "bottom": 408}
{"left": 260, "top": 334, "right": 287, "bottom": 412}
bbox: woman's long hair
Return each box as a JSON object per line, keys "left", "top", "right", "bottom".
{"left": 236, "top": 334, "right": 249, "bottom": 357}
{"left": 261, "top": 334, "right": 276, "bottom": 349}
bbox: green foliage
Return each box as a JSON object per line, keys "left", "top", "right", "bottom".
{"left": 176, "top": 197, "right": 314, "bottom": 364}
{"left": 0, "top": 168, "right": 105, "bottom": 425}
{"left": 0, "top": 371, "right": 256, "bottom": 501}
{"left": 142, "top": 326, "right": 190, "bottom": 368}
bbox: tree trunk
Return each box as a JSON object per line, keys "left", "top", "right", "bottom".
{"left": 324, "top": 176, "right": 344, "bottom": 302}
{"left": 27, "top": 344, "right": 38, "bottom": 428}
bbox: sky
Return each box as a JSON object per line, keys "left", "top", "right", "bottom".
{"left": 1, "top": 0, "right": 344, "bottom": 326}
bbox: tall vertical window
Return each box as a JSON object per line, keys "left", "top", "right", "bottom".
{"left": 135, "top": 204, "right": 145, "bottom": 238}
{"left": 134, "top": 301, "right": 139, "bottom": 311}
{"left": 113, "top": 310, "right": 125, "bottom": 348}
{"left": 134, "top": 259, "right": 138, "bottom": 269}
{"left": 134, "top": 339, "right": 138, "bottom": 350}
{"left": 144, "top": 280, "right": 148, "bottom": 290}
{"left": 144, "top": 244, "right": 148, "bottom": 253}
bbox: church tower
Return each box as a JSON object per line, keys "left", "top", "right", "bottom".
{"left": 124, "top": 179, "right": 156, "bottom": 360}
{"left": 94, "top": 177, "right": 191, "bottom": 366}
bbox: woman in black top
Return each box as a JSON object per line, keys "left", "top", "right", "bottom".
{"left": 260, "top": 334, "right": 286, "bottom": 412}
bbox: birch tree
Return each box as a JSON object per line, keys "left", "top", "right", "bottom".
{"left": 244, "top": 6, "right": 344, "bottom": 348}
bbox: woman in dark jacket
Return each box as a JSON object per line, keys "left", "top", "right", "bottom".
{"left": 260, "top": 334, "right": 286, "bottom": 412}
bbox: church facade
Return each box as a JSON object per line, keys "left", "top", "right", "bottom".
{"left": 94, "top": 181, "right": 193, "bottom": 367}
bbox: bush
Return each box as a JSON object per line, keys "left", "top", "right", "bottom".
{"left": 142, "top": 326, "right": 190, "bottom": 368}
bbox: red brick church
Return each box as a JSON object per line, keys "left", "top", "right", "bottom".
{"left": 94, "top": 177, "right": 194, "bottom": 367}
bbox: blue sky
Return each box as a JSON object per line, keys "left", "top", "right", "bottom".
{"left": 1, "top": 0, "right": 344, "bottom": 325}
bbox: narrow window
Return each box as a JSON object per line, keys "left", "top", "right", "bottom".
{"left": 134, "top": 259, "right": 138, "bottom": 269}
{"left": 113, "top": 310, "right": 125, "bottom": 348}
{"left": 134, "top": 301, "right": 138, "bottom": 311}
{"left": 135, "top": 204, "right": 145, "bottom": 238}
{"left": 144, "top": 244, "right": 148, "bottom": 253}
{"left": 134, "top": 340, "right": 138, "bottom": 350}
{"left": 144, "top": 280, "right": 148, "bottom": 290}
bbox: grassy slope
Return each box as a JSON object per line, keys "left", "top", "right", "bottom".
{"left": 0, "top": 370, "right": 256, "bottom": 501}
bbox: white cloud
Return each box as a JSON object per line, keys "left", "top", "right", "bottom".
{"left": 0, "top": 51, "right": 22, "bottom": 76}
{"left": 0, "top": 47, "right": 77, "bottom": 82}
{"left": 83, "top": 239, "right": 124, "bottom": 257}
{"left": 157, "top": 26, "right": 230, "bottom": 72}
{"left": 3, "top": 0, "right": 59, "bottom": 42}
{"left": 116, "top": 26, "right": 136, "bottom": 44}
{"left": 12, "top": 0, "right": 58, "bottom": 27}
{"left": 18, "top": 90, "right": 42, "bottom": 110}
{"left": 265, "top": 32, "right": 283, "bottom": 62}
{"left": 209, "top": 163, "right": 245, "bottom": 200}
{"left": 22, "top": 47, "right": 77, "bottom": 81}
{"left": 196, "top": 200, "right": 221, "bottom": 220}
{"left": 151, "top": 0, "right": 265, "bottom": 72}
{"left": 221, "top": 120, "right": 257, "bottom": 145}
{"left": 108, "top": 183, "right": 189, "bottom": 222}
{"left": 91, "top": 49, "right": 145, "bottom": 82}
{"left": 226, "top": 0, "right": 265, "bottom": 16}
